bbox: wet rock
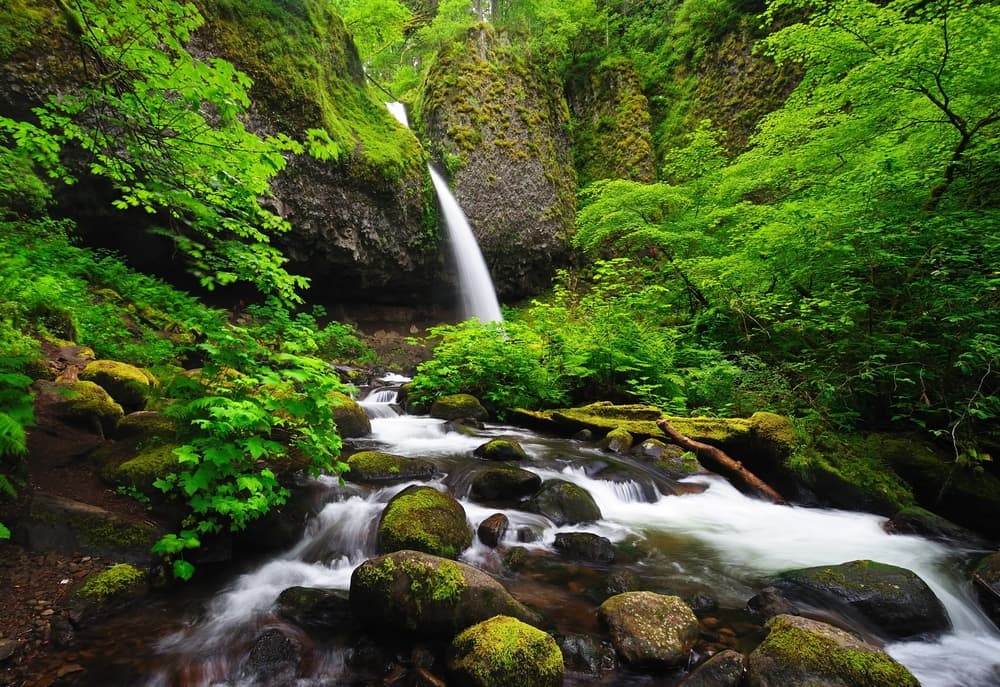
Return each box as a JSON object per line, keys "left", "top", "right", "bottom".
{"left": 600, "top": 427, "right": 633, "bottom": 454}
{"left": 79, "top": 359, "right": 156, "bottom": 413}
{"left": 746, "top": 614, "right": 918, "bottom": 687}
{"left": 688, "top": 593, "right": 718, "bottom": 616}
{"left": 246, "top": 628, "right": 301, "bottom": 680}
{"left": 572, "top": 429, "right": 593, "bottom": 442}
{"left": 553, "top": 532, "right": 616, "bottom": 563}
{"left": 598, "top": 591, "right": 699, "bottom": 667}
{"left": 49, "top": 616, "right": 76, "bottom": 649}
{"left": 884, "top": 506, "right": 990, "bottom": 549}
{"left": 430, "top": 394, "right": 488, "bottom": 421}
{"left": 603, "top": 569, "right": 640, "bottom": 597}
{"left": 378, "top": 485, "right": 472, "bottom": 559}
{"left": 346, "top": 451, "right": 436, "bottom": 484}
{"left": 474, "top": 438, "right": 528, "bottom": 461}
{"left": 525, "top": 479, "right": 601, "bottom": 526}
{"left": 447, "top": 615, "right": 563, "bottom": 687}
{"left": 330, "top": 391, "right": 372, "bottom": 438}
{"left": 468, "top": 464, "right": 541, "bottom": 502}
{"left": 275, "top": 586, "right": 353, "bottom": 632}
{"left": 972, "top": 551, "right": 1000, "bottom": 629}
{"left": 477, "top": 513, "right": 509, "bottom": 548}
{"left": 558, "top": 634, "right": 616, "bottom": 674}
{"left": 746, "top": 586, "right": 796, "bottom": 620}
{"left": 68, "top": 563, "right": 148, "bottom": 627}
{"left": 772, "top": 559, "right": 950, "bottom": 640}
{"left": 350, "top": 550, "right": 541, "bottom": 637}
{"left": 679, "top": 649, "right": 746, "bottom": 687}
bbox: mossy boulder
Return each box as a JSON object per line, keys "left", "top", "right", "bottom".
{"left": 378, "top": 485, "right": 472, "bottom": 558}
{"left": 468, "top": 464, "right": 542, "bottom": 503}
{"left": 113, "top": 410, "right": 179, "bottom": 440}
{"left": 772, "top": 559, "right": 950, "bottom": 640}
{"left": 100, "top": 442, "right": 180, "bottom": 494}
{"left": 525, "top": 479, "right": 601, "bottom": 526}
{"left": 345, "top": 451, "right": 435, "bottom": 484}
{"left": 972, "top": 552, "right": 1000, "bottom": 629}
{"left": 447, "top": 615, "right": 564, "bottom": 687}
{"left": 38, "top": 380, "right": 123, "bottom": 435}
{"left": 430, "top": 394, "right": 488, "bottom": 421}
{"left": 598, "top": 591, "right": 699, "bottom": 667}
{"left": 679, "top": 649, "right": 746, "bottom": 687}
{"left": 330, "top": 391, "right": 371, "bottom": 438}
{"left": 885, "top": 506, "right": 990, "bottom": 549}
{"left": 600, "top": 427, "right": 633, "bottom": 454}
{"left": 746, "top": 614, "right": 919, "bottom": 687}
{"left": 474, "top": 438, "right": 528, "bottom": 461}
{"left": 68, "top": 563, "right": 148, "bottom": 626}
{"left": 275, "top": 586, "right": 353, "bottom": 632}
{"left": 80, "top": 359, "right": 157, "bottom": 413}
{"left": 349, "top": 550, "right": 542, "bottom": 637}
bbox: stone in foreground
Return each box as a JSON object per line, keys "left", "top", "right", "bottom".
{"left": 448, "top": 615, "right": 564, "bottom": 687}
{"left": 598, "top": 591, "right": 698, "bottom": 667}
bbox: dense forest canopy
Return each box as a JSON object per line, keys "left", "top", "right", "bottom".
{"left": 0, "top": 0, "right": 997, "bottom": 561}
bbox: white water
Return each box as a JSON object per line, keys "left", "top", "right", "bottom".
{"left": 386, "top": 101, "right": 503, "bottom": 323}
{"left": 153, "top": 414, "right": 1000, "bottom": 686}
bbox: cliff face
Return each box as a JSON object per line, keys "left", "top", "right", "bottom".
{"left": 0, "top": 0, "right": 443, "bottom": 306}
{"left": 416, "top": 26, "right": 576, "bottom": 301}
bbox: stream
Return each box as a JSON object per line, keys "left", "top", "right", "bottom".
{"left": 77, "top": 409, "right": 1000, "bottom": 686}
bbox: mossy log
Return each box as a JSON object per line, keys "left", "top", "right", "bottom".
{"left": 656, "top": 419, "right": 785, "bottom": 504}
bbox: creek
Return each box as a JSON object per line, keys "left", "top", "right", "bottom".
{"left": 76, "top": 404, "right": 1000, "bottom": 686}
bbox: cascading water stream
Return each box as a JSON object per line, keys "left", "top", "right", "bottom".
{"left": 386, "top": 102, "right": 503, "bottom": 323}
{"left": 133, "top": 413, "right": 998, "bottom": 687}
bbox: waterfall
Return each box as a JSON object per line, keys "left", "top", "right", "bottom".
{"left": 386, "top": 102, "right": 503, "bottom": 323}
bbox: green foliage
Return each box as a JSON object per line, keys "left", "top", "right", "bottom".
{"left": 0, "top": 317, "right": 38, "bottom": 537}
{"left": 0, "top": 0, "right": 309, "bottom": 301}
{"left": 242, "top": 298, "right": 376, "bottom": 364}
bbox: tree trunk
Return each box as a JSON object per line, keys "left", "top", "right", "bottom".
{"left": 656, "top": 419, "right": 786, "bottom": 504}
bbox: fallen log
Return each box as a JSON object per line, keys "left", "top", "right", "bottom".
{"left": 656, "top": 418, "right": 786, "bottom": 504}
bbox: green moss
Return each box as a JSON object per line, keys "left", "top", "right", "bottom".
{"left": 450, "top": 615, "right": 563, "bottom": 687}
{"left": 52, "top": 380, "right": 124, "bottom": 430}
{"left": 755, "top": 615, "right": 919, "bottom": 687}
{"left": 329, "top": 391, "right": 371, "bottom": 438}
{"left": 102, "top": 443, "right": 180, "bottom": 492}
{"left": 80, "top": 359, "right": 156, "bottom": 411}
{"left": 347, "top": 451, "right": 401, "bottom": 473}
{"left": 75, "top": 563, "right": 146, "bottom": 604}
{"left": 357, "top": 556, "right": 397, "bottom": 588}
{"left": 403, "top": 557, "right": 466, "bottom": 607}
{"left": 378, "top": 486, "right": 472, "bottom": 558}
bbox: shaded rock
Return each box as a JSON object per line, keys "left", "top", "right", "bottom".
{"left": 572, "top": 429, "right": 593, "bottom": 441}
{"left": 885, "top": 506, "right": 991, "bottom": 549}
{"left": 559, "top": 634, "right": 616, "bottom": 674}
{"left": 477, "top": 513, "right": 509, "bottom": 548}
{"left": 346, "top": 451, "right": 435, "bottom": 484}
{"left": 19, "top": 492, "right": 159, "bottom": 564}
{"left": 746, "top": 614, "right": 919, "bottom": 687}
{"left": 113, "top": 410, "right": 179, "bottom": 439}
{"left": 275, "top": 586, "right": 353, "bottom": 632}
{"left": 525, "top": 479, "right": 601, "bottom": 526}
{"left": 468, "top": 464, "right": 541, "bottom": 502}
{"left": 553, "top": 532, "right": 615, "bottom": 564}
{"left": 350, "top": 550, "right": 541, "bottom": 637}
{"left": 746, "top": 586, "right": 796, "bottom": 620}
{"left": 378, "top": 485, "right": 472, "bottom": 558}
{"left": 603, "top": 569, "right": 640, "bottom": 597}
{"left": 330, "top": 391, "right": 372, "bottom": 438}
{"left": 688, "top": 593, "right": 718, "bottom": 616}
{"left": 35, "top": 380, "right": 123, "bottom": 435}
{"left": 773, "top": 559, "right": 950, "bottom": 639}
{"left": 79, "top": 359, "right": 156, "bottom": 413}
{"left": 972, "top": 552, "right": 1000, "bottom": 629}
{"left": 445, "top": 418, "right": 483, "bottom": 434}
{"left": 474, "top": 438, "right": 528, "bottom": 461}
{"left": 448, "top": 615, "right": 564, "bottom": 687}
{"left": 246, "top": 628, "right": 301, "bottom": 680}
{"left": 68, "top": 563, "right": 148, "bottom": 627}
{"left": 600, "top": 427, "right": 633, "bottom": 454}
{"left": 99, "top": 441, "right": 179, "bottom": 495}
{"left": 679, "top": 649, "right": 746, "bottom": 687}
{"left": 430, "top": 394, "right": 488, "bottom": 421}
{"left": 598, "top": 591, "right": 699, "bottom": 667}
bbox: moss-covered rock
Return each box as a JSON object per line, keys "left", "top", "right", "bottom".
{"left": 37, "top": 380, "right": 124, "bottom": 435}
{"left": 600, "top": 427, "right": 633, "bottom": 454}
{"left": 430, "top": 394, "right": 488, "bottom": 421}
{"left": 746, "top": 614, "right": 919, "bottom": 687}
{"left": 598, "top": 591, "right": 699, "bottom": 667}
{"left": 68, "top": 563, "right": 148, "bottom": 626}
{"left": 329, "top": 391, "right": 371, "bottom": 438}
{"left": 113, "top": 411, "right": 179, "bottom": 440}
{"left": 448, "top": 615, "right": 564, "bottom": 687}
{"left": 416, "top": 24, "right": 575, "bottom": 300}
{"left": 680, "top": 649, "right": 746, "bottom": 687}
{"left": 468, "top": 464, "right": 542, "bottom": 503}
{"left": 275, "top": 586, "right": 353, "bottom": 633}
{"left": 473, "top": 438, "right": 528, "bottom": 461}
{"left": 553, "top": 532, "right": 615, "bottom": 564}
{"left": 885, "top": 506, "right": 990, "bottom": 549}
{"left": 350, "top": 550, "right": 541, "bottom": 636}
{"left": 345, "top": 450, "right": 435, "bottom": 484}
{"left": 80, "top": 359, "right": 156, "bottom": 413}
{"left": 378, "top": 485, "right": 472, "bottom": 558}
{"left": 525, "top": 479, "right": 601, "bottom": 526}
{"left": 772, "top": 559, "right": 950, "bottom": 640}
{"left": 100, "top": 442, "right": 180, "bottom": 494}
{"left": 972, "top": 552, "right": 1000, "bottom": 630}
